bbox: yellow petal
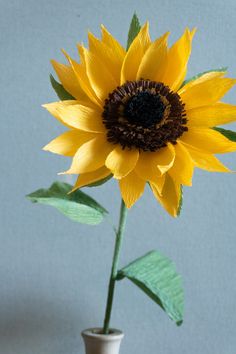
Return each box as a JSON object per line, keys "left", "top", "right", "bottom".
{"left": 83, "top": 47, "right": 118, "bottom": 102}
{"left": 135, "top": 151, "right": 161, "bottom": 182}
{"left": 180, "top": 127, "right": 236, "bottom": 153}
{"left": 77, "top": 44, "right": 86, "bottom": 65}
{"left": 43, "top": 100, "right": 77, "bottom": 108}
{"left": 72, "top": 166, "right": 111, "bottom": 191}
{"left": 51, "top": 60, "right": 89, "bottom": 102}
{"left": 179, "top": 74, "right": 236, "bottom": 110}
{"left": 43, "top": 130, "right": 94, "bottom": 156}
{"left": 43, "top": 100, "right": 78, "bottom": 127}
{"left": 150, "top": 174, "right": 181, "bottom": 217}
{"left": 137, "top": 32, "right": 169, "bottom": 81}
{"left": 157, "top": 143, "right": 176, "bottom": 173}
{"left": 105, "top": 146, "right": 139, "bottom": 179}
{"left": 62, "top": 135, "right": 113, "bottom": 174}
{"left": 88, "top": 31, "right": 123, "bottom": 83}
{"left": 62, "top": 49, "right": 102, "bottom": 108}
{"left": 43, "top": 101, "right": 105, "bottom": 133}
{"left": 186, "top": 102, "right": 236, "bottom": 127}
{"left": 168, "top": 141, "right": 194, "bottom": 186}
{"left": 119, "top": 170, "right": 146, "bottom": 208}
{"left": 101, "top": 25, "right": 126, "bottom": 62}
{"left": 150, "top": 174, "right": 166, "bottom": 195}
{"left": 179, "top": 71, "right": 225, "bottom": 94}
{"left": 184, "top": 145, "right": 231, "bottom": 172}
{"left": 162, "top": 28, "right": 196, "bottom": 91}
{"left": 135, "top": 144, "right": 175, "bottom": 182}
{"left": 121, "top": 22, "right": 151, "bottom": 84}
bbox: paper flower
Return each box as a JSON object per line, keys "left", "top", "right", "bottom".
{"left": 43, "top": 23, "right": 236, "bottom": 216}
{"left": 28, "top": 15, "right": 236, "bottom": 337}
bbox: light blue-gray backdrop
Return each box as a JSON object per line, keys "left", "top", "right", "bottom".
{"left": 1, "top": 0, "right": 236, "bottom": 353}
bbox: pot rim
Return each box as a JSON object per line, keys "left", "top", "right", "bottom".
{"left": 82, "top": 328, "right": 124, "bottom": 342}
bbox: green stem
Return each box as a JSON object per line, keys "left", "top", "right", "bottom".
{"left": 102, "top": 199, "right": 128, "bottom": 334}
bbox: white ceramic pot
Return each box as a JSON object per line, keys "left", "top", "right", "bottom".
{"left": 81, "top": 328, "right": 124, "bottom": 354}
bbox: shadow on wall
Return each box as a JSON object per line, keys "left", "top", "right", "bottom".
{"left": 0, "top": 295, "right": 87, "bottom": 354}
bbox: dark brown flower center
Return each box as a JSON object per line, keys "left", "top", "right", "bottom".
{"left": 124, "top": 91, "right": 165, "bottom": 127}
{"left": 102, "top": 79, "right": 187, "bottom": 152}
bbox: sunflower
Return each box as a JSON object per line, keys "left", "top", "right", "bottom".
{"left": 43, "top": 23, "right": 236, "bottom": 217}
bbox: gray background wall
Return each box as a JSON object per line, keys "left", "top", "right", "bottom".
{"left": 1, "top": 0, "right": 236, "bottom": 353}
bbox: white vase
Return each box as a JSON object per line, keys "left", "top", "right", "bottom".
{"left": 81, "top": 328, "right": 124, "bottom": 354}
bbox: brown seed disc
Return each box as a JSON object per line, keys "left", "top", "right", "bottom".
{"left": 102, "top": 79, "right": 187, "bottom": 152}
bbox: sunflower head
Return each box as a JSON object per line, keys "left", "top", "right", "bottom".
{"left": 43, "top": 16, "right": 236, "bottom": 217}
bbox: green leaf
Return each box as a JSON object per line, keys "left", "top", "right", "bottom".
{"left": 177, "top": 185, "right": 183, "bottom": 217}
{"left": 50, "top": 74, "right": 75, "bottom": 101}
{"left": 181, "top": 67, "right": 227, "bottom": 87}
{"left": 213, "top": 127, "right": 236, "bottom": 142}
{"left": 86, "top": 174, "right": 113, "bottom": 187}
{"left": 117, "top": 250, "right": 184, "bottom": 325}
{"left": 26, "top": 181, "right": 108, "bottom": 225}
{"left": 126, "top": 13, "right": 141, "bottom": 50}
